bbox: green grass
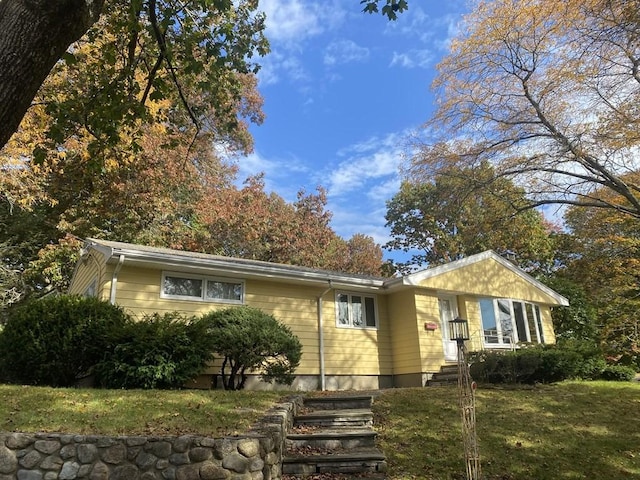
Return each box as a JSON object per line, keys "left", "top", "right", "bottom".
{"left": 373, "top": 381, "right": 640, "bottom": 480}
{"left": 0, "top": 385, "right": 284, "bottom": 437}
{"left": 2, "top": 382, "right": 640, "bottom": 479}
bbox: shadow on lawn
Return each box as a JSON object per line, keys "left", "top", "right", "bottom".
{"left": 474, "top": 382, "right": 640, "bottom": 480}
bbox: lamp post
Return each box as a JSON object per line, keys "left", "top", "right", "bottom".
{"left": 449, "top": 317, "right": 481, "bottom": 480}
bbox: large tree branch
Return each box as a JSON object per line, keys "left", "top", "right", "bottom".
{"left": 0, "top": 0, "right": 105, "bottom": 148}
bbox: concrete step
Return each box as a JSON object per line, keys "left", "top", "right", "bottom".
{"left": 428, "top": 364, "right": 460, "bottom": 386}
{"left": 439, "top": 364, "right": 459, "bottom": 374}
{"left": 282, "top": 448, "right": 387, "bottom": 476}
{"left": 287, "top": 429, "right": 377, "bottom": 450}
{"left": 303, "top": 395, "right": 373, "bottom": 411}
{"left": 294, "top": 409, "right": 373, "bottom": 428}
{"left": 282, "top": 474, "right": 386, "bottom": 480}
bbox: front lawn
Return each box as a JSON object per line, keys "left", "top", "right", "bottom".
{"left": 2, "top": 382, "right": 639, "bottom": 479}
{"left": 373, "top": 381, "right": 640, "bottom": 480}
{"left": 0, "top": 385, "right": 284, "bottom": 437}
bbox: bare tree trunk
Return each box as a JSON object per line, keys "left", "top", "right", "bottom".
{"left": 0, "top": 0, "right": 104, "bottom": 149}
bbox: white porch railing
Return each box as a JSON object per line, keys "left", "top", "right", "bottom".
{"left": 471, "top": 328, "right": 516, "bottom": 351}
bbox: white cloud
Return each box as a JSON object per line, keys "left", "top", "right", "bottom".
{"left": 389, "top": 49, "right": 434, "bottom": 69}
{"left": 257, "top": 0, "right": 350, "bottom": 86}
{"left": 325, "top": 133, "right": 404, "bottom": 198}
{"left": 259, "top": 0, "right": 325, "bottom": 45}
{"left": 324, "top": 40, "right": 370, "bottom": 66}
{"left": 367, "top": 176, "right": 401, "bottom": 203}
{"left": 257, "top": 51, "right": 309, "bottom": 86}
{"left": 234, "top": 150, "right": 312, "bottom": 201}
{"left": 259, "top": 0, "right": 347, "bottom": 47}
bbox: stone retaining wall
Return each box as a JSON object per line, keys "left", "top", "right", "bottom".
{"left": 0, "top": 398, "right": 301, "bottom": 480}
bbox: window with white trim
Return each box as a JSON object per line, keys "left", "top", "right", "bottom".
{"left": 479, "top": 298, "right": 544, "bottom": 346}
{"left": 336, "top": 292, "right": 377, "bottom": 329}
{"left": 161, "top": 272, "right": 243, "bottom": 304}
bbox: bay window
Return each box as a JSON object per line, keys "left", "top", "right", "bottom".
{"left": 479, "top": 298, "right": 544, "bottom": 346}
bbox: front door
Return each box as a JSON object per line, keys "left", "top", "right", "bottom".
{"left": 438, "top": 297, "right": 459, "bottom": 361}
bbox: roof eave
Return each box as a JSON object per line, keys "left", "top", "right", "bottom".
{"left": 99, "top": 245, "right": 386, "bottom": 290}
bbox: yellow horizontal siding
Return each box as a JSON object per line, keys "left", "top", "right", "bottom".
{"left": 68, "top": 259, "right": 94, "bottom": 296}
{"left": 415, "top": 291, "right": 446, "bottom": 373}
{"left": 388, "top": 289, "right": 421, "bottom": 374}
{"left": 540, "top": 305, "right": 556, "bottom": 344}
{"left": 70, "top": 250, "right": 561, "bottom": 387}
{"left": 320, "top": 294, "right": 392, "bottom": 376}
{"left": 106, "top": 267, "right": 392, "bottom": 377}
{"left": 420, "top": 257, "right": 560, "bottom": 305}
{"left": 460, "top": 296, "right": 484, "bottom": 352}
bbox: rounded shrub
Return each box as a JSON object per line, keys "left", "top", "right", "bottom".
{"left": 599, "top": 364, "right": 637, "bottom": 382}
{"left": 94, "top": 312, "right": 216, "bottom": 389}
{"left": 200, "top": 306, "right": 302, "bottom": 390}
{"left": 0, "top": 295, "right": 130, "bottom": 386}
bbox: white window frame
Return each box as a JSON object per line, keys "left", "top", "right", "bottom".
{"left": 161, "top": 271, "right": 244, "bottom": 304}
{"left": 335, "top": 291, "right": 378, "bottom": 329}
{"left": 479, "top": 298, "right": 545, "bottom": 347}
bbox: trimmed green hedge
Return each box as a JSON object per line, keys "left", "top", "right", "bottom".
{"left": 94, "top": 312, "right": 215, "bottom": 389}
{"left": 0, "top": 295, "right": 129, "bottom": 386}
{"left": 470, "top": 343, "right": 637, "bottom": 384}
{"left": 0, "top": 296, "right": 304, "bottom": 390}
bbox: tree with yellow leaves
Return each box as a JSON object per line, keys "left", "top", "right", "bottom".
{"left": 411, "top": 0, "right": 640, "bottom": 218}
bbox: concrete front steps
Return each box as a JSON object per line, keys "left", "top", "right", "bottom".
{"left": 282, "top": 395, "right": 387, "bottom": 478}
{"left": 428, "top": 364, "right": 459, "bottom": 386}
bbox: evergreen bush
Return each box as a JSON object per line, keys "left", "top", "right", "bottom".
{"left": 94, "top": 312, "right": 215, "bottom": 389}
{"left": 200, "top": 306, "right": 302, "bottom": 390}
{"left": 470, "top": 341, "right": 636, "bottom": 384}
{"left": 0, "top": 295, "right": 129, "bottom": 386}
{"left": 599, "top": 364, "right": 637, "bottom": 382}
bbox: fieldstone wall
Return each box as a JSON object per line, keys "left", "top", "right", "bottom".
{"left": 0, "top": 397, "right": 301, "bottom": 480}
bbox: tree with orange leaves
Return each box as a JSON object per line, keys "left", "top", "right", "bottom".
{"left": 411, "top": 0, "right": 640, "bottom": 218}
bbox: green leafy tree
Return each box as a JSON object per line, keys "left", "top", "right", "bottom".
{"left": 540, "top": 276, "right": 599, "bottom": 344}
{"left": 0, "top": 0, "right": 268, "bottom": 151}
{"left": 201, "top": 306, "right": 302, "bottom": 390}
{"left": 0, "top": 0, "right": 407, "bottom": 151}
{"left": 361, "top": 0, "right": 408, "bottom": 20}
{"left": 561, "top": 178, "right": 640, "bottom": 367}
{"left": 412, "top": 0, "right": 640, "bottom": 218}
{"left": 385, "top": 163, "right": 556, "bottom": 272}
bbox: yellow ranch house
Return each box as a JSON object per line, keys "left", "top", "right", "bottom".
{"left": 69, "top": 239, "right": 569, "bottom": 391}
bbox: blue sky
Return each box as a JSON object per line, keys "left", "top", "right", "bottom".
{"left": 235, "top": 1, "right": 469, "bottom": 263}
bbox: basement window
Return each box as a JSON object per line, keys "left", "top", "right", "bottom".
{"left": 161, "top": 272, "right": 243, "bottom": 304}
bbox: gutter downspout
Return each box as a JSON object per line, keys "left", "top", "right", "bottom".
{"left": 317, "top": 281, "right": 333, "bottom": 391}
{"left": 109, "top": 254, "right": 125, "bottom": 305}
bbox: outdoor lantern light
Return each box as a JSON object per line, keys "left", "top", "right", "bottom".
{"left": 449, "top": 317, "right": 470, "bottom": 344}
{"left": 449, "top": 315, "right": 481, "bottom": 480}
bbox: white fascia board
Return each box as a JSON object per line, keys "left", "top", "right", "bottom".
{"left": 385, "top": 251, "right": 569, "bottom": 307}
{"left": 97, "top": 244, "right": 386, "bottom": 291}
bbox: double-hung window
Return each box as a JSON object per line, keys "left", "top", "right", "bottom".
{"left": 336, "top": 292, "right": 377, "bottom": 329}
{"left": 479, "top": 298, "right": 544, "bottom": 346}
{"left": 161, "top": 272, "right": 243, "bottom": 304}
